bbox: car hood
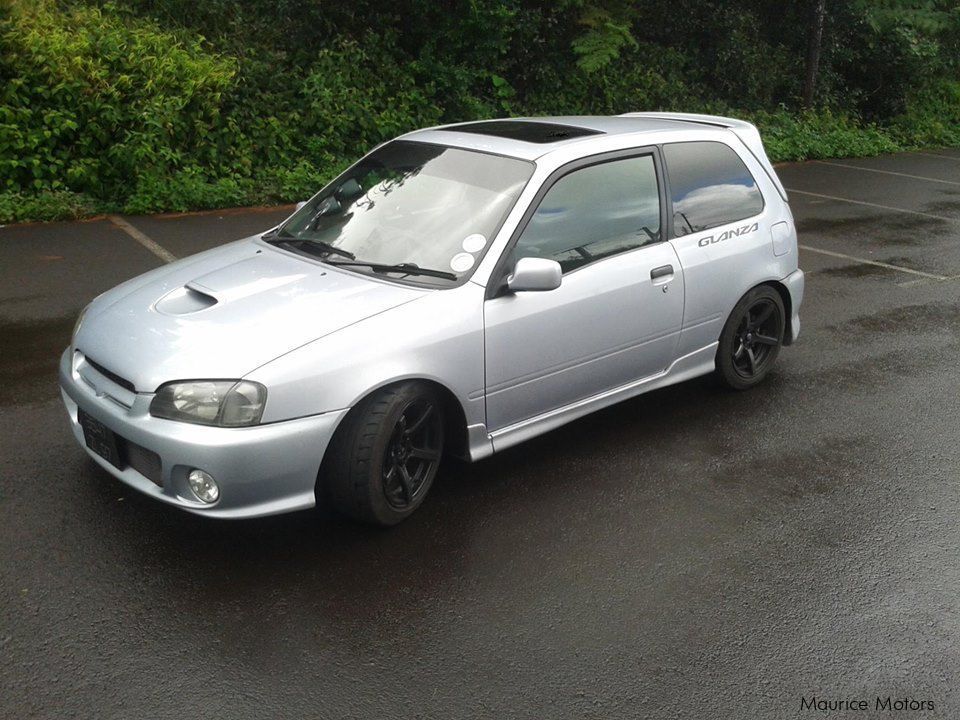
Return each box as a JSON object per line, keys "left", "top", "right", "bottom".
{"left": 75, "top": 241, "right": 425, "bottom": 392}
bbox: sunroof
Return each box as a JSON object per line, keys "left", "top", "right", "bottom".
{"left": 449, "top": 120, "right": 603, "bottom": 144}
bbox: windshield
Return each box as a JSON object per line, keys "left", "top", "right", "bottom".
{"left": 272, "top": 140, "right": 534, "bottom": 285}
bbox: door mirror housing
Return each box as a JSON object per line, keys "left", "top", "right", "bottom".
{"left": 295, "top": 200, "right": 308, "bottom": 211}
{"left": 507, "top": 257, "right": 562, "bottom": 293}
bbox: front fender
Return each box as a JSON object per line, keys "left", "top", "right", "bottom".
{"left": 247, "top": 282, "right": 487, "bottom": 430}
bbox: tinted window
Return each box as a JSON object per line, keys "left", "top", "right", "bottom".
{"left": 512, "top": 155, "right": 661, "bottom": 274}
{"left": 664, "top": 141, "right": 763, "bottom": 236}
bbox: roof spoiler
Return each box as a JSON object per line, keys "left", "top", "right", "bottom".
{"left": 619, "top": 112, "right": 788, "bottom": 201}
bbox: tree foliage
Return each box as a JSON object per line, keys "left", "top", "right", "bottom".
{"left": 1, "top": 0, "right": 958, "bottom": 222}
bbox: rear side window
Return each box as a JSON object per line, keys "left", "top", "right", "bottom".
{"left": 664, "top": 141, "right": 764, "bottom": 236}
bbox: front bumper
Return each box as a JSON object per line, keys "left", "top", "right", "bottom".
{"left": 59, "top": 349, "right": 348, "bottom": 518}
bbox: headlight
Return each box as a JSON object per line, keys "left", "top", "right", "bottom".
{"left": 149, "top": 380, "right": 267, "bottom": 427}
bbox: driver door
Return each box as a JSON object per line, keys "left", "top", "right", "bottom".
{"left": 483, "top": 150, "right": 684, "bottom": 433}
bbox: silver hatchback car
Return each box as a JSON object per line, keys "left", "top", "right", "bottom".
{"left": 60, "top": 113, "right": 804, "bottom": 525}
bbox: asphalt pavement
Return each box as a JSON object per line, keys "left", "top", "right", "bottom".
{"left": 2, "top": 149, "right": 960, "bottom": 719}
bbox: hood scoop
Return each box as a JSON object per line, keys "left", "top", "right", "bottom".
{"left": 155, "top": 285, "right": 218, "bottom": 315}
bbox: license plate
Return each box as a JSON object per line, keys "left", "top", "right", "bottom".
{"left": 78, "top": 408, "right": 123, "bottom": 469}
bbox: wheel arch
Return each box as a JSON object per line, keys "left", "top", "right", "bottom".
{"left": 316, "top": 377, "right": 470, "bottom": 498}
{"left": 761, "top": 280, "right": 794, "bottom": 345}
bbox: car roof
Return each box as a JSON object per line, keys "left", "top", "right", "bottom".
{"left": 403, "top": 115, "right": 732, "bottom": 161}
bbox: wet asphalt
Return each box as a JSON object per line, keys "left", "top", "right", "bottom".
{"left": 2, "top": 149, "right": 960, "bottom": 719}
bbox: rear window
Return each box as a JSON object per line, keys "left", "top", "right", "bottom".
{"left": 664, "top": 141, "right": 764, "bottom": 236}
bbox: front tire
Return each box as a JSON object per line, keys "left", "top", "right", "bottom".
{"left": 716, "top": 285, "right": 784, "bottom": 390}
{"left": 325, "top": 382, "right": 444, "bottom": 526}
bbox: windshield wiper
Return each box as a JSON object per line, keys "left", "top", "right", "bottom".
{"left": 265, "top": 236, "right": 355, "bottom": 260}
{"left": 325, "top": 260, "right": 457, "bottom": 281}
{"left": 264, "top": 233, "right": 454, "bottom": 280}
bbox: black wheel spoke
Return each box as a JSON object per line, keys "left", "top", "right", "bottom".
{"left": 380, "top": 395, "right": 443, "bottom": 511}
{"left": 753, "top": 302, "right": 774, "bottom": 327}
{"left": 397, "top": 465, "right": 413, "bottom": 502}
{"left": 724, "top": 293, "right": 784, "bottom": 386}
{"left": 404, "top": 405, "right": 434, "bottom": 435}
{"left": 410, "top": 446, "right": 440, "bottom": 461}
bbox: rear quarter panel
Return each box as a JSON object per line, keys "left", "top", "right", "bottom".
{"left": 668, "top": 137, "right": 798, "bottom": 356}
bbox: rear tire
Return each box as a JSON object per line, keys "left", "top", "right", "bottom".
{"left": 325, "top": 382, "right": 444, "bottom": 526}
{"left": 716, "top": 285, "right": 784, "bottom": 390}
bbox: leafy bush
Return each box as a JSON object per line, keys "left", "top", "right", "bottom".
{"left": 122, "top": 168, "right": 251, "bottom": 214}
{"left": 524, "top": 43, "right": 699, "bottom": 115}
{"left": 0, "top": 190, "right": 98, "bottom": 224}
{"left": 254, "top": 162, "right": 344, "bottom": 205}
{"left": 750, "top": 109, "right": 900, "bottom": 162}
{"left": 299, "top": 35, "right": 444, "bottom": 158}
{"left": 0, "top": 0, "right": 958, "bottom": 223}
{"left": 889, "top": 80, "right": 960, "bottom": 148}
{"left": 0, "top": 1, "right": 235, "bottom": 204}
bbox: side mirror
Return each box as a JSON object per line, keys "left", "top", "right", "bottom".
{"left": 507, "top": 257, "right": 562, "bottom": 293}
{"left": 295, "top": 201, "right": 308, "bottom": 211}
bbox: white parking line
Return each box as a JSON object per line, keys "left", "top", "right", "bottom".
{"left": 786, "top": 189, "right": 955, "bottom": 222}
{"left": 813, "top": 160, "right": 960, "bottom": 187}
{"left": 798, "top": 245, "right": 948, "bottom": 280}
{"left": 108, "top": 215, "right": 177, "bottom": 263}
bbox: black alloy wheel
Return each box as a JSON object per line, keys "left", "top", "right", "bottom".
{"left": 324, "top": 381, "right": 445, "bottom": 525}
{"left": 716, "top": 285, "right": 785, "bottom": 390}
{"left": 732, "top": 297, "right": 781, "bottom": 379}
{"left": 382, "top": 398, "right": 442, "bottom": 510}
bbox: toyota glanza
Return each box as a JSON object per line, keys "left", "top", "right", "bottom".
{"left": 60, "top": 113, "right": 804, "bottom": 525}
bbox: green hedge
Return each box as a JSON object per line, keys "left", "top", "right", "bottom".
{"left": 1, "top": 0, "right": 958, "bottom": 224}
{"left": 0, "top": 2, "right": 238, "bottom": 215}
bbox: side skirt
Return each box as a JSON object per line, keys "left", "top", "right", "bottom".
{"left": 472, "top": 342, "right": 718, "bottom": 457}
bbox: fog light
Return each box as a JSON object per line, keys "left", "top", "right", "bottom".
{"left": 188, "top": 469, "right": 219, "bottom": 504}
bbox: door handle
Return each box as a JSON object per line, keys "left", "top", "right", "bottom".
{"left": 650, "top": 264, "right": 674, "bottom": 280}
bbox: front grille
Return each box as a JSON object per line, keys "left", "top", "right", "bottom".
{"left": 84, "top": 355, "right": 136, "bottom": 393}
{"left": 125, "top": 440, "right": 163, "bottom": 486}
